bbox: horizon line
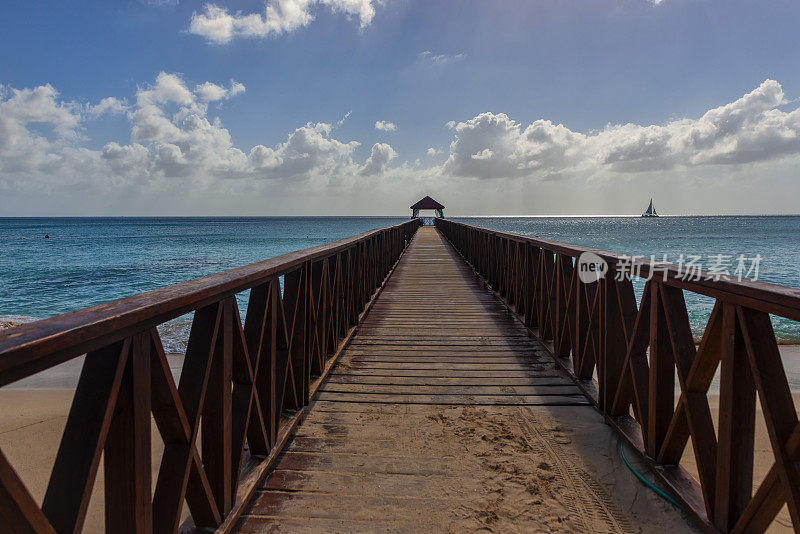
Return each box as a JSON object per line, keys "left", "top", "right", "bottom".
{"left": 2, "top": 213, "right": 800, "bottom": 218}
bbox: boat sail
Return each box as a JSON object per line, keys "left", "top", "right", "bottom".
{"left": 642, "top": 198, "right": 658, "bottom": 218}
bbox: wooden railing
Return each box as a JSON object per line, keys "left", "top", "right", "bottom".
{"left": 0, "top": 219, "right": 420, "bottom": 534}
{"left": 436, "top": 218, "right": 800, "bottom": 534}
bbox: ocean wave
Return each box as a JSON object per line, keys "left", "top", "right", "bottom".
{"left": 156, "top": 318, "right": 193, "bottom": 354}
{"left": 0, "top": 315, "right": 38, "bottom": 330}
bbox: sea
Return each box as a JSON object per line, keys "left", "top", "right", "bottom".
{"left": 1, "top": 216, "right": 800, "bottom": 355}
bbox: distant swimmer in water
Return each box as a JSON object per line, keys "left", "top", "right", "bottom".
{"left": 44, "top": 234, "right": 50, "bottom": 239}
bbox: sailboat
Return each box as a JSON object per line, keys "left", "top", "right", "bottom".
{"left": 641, "top": 198, "right": 658, "bottom": 218}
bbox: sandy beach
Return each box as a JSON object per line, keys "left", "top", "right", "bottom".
{"left": 0, "top": 355, "right": 187, "bottom": 531}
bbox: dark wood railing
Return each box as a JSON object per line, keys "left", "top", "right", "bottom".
{"left": 0, "top": 219, "right": 420, "bottom": 534}
{"left": 436, "top": 218, "right": 800, "bottom": 534}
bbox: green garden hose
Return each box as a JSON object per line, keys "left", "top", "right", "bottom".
{"left": 619, "top": 441, "right": 685, "bottom": 512}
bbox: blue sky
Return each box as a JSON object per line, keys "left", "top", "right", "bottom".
{"left": 2, "top": 0, "right": 800, "bottom": 215}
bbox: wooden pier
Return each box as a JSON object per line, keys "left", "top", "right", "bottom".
{"left": 236, "top": 227, "right": 611, "bottom": 532}
{"left": 0, "top": 220, "right": 798, "bottom": 533}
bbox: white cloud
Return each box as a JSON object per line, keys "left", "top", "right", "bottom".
{"left": 136, "top": 72, "right": 195, "bottom": 107}
{"left": 194, "top": 80, "right": 246, "bottom": 101}
{"left": 443, "top": 80, "right": 800, "bottom": 179}
{"left": 88, "top": 97, "right": 128, "bottom": 117}
{"left": 0, "top": 84, "right": 84, "bottom": 178}
{"left": 374, "top": 120, "right": 396, "bottom": 132}
{"left": 320, "top": 0, "right": 375, "bottom": 27}
{"left": 419, "top": 50, "right": 466, "bottom": 66}
{"left": 4, "top": 77, "right": 800, "bottom": 207}
{"left": 360, "top": 143, "right": 396, "bottom": 175}
{"left": 0, "top": 73, "right": 379, "bottom": 189}
{"left": 0, "top": 84, "right": 80, "bottom": 136}
{"left": 426, "top": 147, "right": 439, "bottom": 156}
{"left": 247, "top": 121, "right": 360, "bottom": 179}
{"left": 188, "top": 1, "right": 376, "bottom": 44}
{"left": 471, "top": 148, "right": 494, "bottom": 160}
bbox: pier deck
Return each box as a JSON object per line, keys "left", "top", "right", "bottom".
{"left": 234, "top": 228, "right": 693, "bottom": 532}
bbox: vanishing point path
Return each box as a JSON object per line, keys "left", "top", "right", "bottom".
{"left": 235, "top": 227, "right": 695, "bottom": 533}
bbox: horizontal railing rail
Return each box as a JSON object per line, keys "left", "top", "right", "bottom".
{"left": 436, "top": 218, "right": 800, "bottom": 534}
{"left": 0, "top": 219, "right": 421, "bottom": 534}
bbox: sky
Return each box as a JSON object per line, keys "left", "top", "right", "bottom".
{"left": 2, "top": 0, "right": 800, "bottom": 216}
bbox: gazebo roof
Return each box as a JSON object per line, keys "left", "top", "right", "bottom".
{"left": 410, "top": 196, "right": 445, "bottom": 210}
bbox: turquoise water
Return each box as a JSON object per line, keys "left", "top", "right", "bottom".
{"left": 1, "top": 216, "right": 799, "bottom": 350}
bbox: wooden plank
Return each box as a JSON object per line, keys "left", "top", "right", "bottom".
{"left": 341, "top": 356, "right": 548, "bottom": 364}
{"left": 314, "top": 392, "right": 590, "bottom": 405}
{"left": 236, "top": 515, "right": 396, "bottom": 533}
{"left": 317, "top": 383, "right": 580, "bottom": 395}
{"left": 243, "top": 492, "right": 466, "bottom": 521}
{"left": 344, "top": 347, "right": 540, "bottom": 355}
{"left": 272, "top": 451, "right": 459, "bottom": 476}
{"left": 340, "top": 362, "right": 547, "bottom": 371}
{"left": 323, "top": 375, "right": 571, "bottom": 386}
{"left": 330, "top": 368, "right": 555, "bottom": 378}
{"left": 262, "top": 470, "right": 459, "bottom": 497}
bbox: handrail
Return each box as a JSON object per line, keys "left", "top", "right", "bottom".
{"left": 437, "top": 223, "right": 800, "bottom": 318}
{"left": 0, "top": 219, "right": 421, "bottom": 533}
{"left": 436, "top": 218, "right": 800, "bottom": 534}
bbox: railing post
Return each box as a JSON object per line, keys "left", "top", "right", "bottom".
{"left": 203, "top": 299, "right": 234, "bottom": 516}
{"left": 573, "top": 274, "right": 595, "bottom": 380}
{"left": 104, "top": 331, "right": 152, "bottom": 533}
{"left": 309, "top": 260, "right": 325, "bottom": 376}
{"left": 525, "top": 245, "right": 540, "bottom": 330}
{"left": 553, "top": 254, "right": 573, "bottom": 358}
{"left": 283, "top": 266, "right": 308, "bottom": 409}
{"left": 713, "top": 302, "right": 757, "bottom": 530}
{"left": 539, "top": 251, "right": 555, "bottom": 340}
{"left": 600, "top": 273, "right": 632, "bottom": 415}
{"left": 645, "top": 282, "right": 675, "bottom": 458}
